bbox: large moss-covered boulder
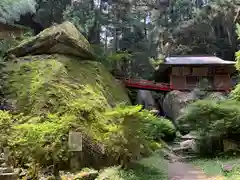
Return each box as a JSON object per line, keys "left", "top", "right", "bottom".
{"left": 0, "top": 22, "right": 136, "bottom": 169}
{"left": 6, "top": 21, "right": 94, "bottom": 59}
{"left": 3, "top": 21, "right": 129, "bottom": 113}
{"left": 163, "top": 90, "right": 196, "bottom": 121}
{"left": 163, "top": 90, "right": 226, "bottom": 122}
{"left": 4, "top": 54, "right": 129, "bottom": 114}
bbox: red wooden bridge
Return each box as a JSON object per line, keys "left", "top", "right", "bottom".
{"left": 116, "top": 77, "right": 231, "bottom": 92}
{"left": 116, "top": 78, "right": 172, "bottom": 91}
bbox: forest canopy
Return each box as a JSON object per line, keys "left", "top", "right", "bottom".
{"left": 0, "top": 0, "right": 36, "bottom": 24}
{"left": 1, "top": 0, "right": 239, "bottom": 79}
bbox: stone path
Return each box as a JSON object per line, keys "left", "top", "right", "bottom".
{"left": 166, "top": 133, "right": 226, "bottom": 180}
{"left": 168, "top": 162, "right": 224, "bottom": 180}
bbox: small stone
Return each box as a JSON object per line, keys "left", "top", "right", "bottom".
{"left": 18, "top": 169, "right": 28, "bottom": 178}
{"left": 222, "top": 164, "right": 234, "bottom": 173}
{"left": 74, "top": 170, "right": 98, "bottom": 180}
{"left": 0, "top": 172, "right": 18, "bottom": 180}
{"left": 181, "top": 134, "right": 200, "bottom": 140}
{"left": 1, "top": 163, "right": 8, "bottom": 168}
{"left": 14, "top": 168, "right": 21, "bottom": 175}
{"left": 179, "top": 139, "right": 197, "bottom": 152}
{"left": 150, "top": 109, "right": 159, "bottom": 115}
{"left": 0, "top": 167, "right": 14, "bottom": 173}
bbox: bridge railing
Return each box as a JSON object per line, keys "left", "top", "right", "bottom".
{"left": 115, "top": 76, "right": 172, "bottom": 89}
{"left": 125, "top": 80, "right": 171, "bottom": 87}
{"left": 116, "top": 77, "right": 231, "bottom": 92}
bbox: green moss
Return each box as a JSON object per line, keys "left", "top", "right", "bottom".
{"left": 2, "top": 53, "right": 176, "bottom": 169}
{"left": 1, "top": 54, "right": 132, "bottom": 168}
{"left": 96, "top": 154, "right": 168, "bottom": 180}
{"left": 4, "top": 54, "right": 130, "bottom": 115}
{"left": 6, "top": 21, "right": 94, "bottom": 59}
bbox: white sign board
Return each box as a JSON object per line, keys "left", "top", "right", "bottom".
{"left": 68, "top": 131, "right": 82, "bottom": 151}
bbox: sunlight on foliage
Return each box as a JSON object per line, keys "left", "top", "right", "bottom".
{"left": 104, "top": 105, "right": 176, "bottom": 163}
{"left": 233, "top": 27, "right": 240, "bottom": 99}
{"left": 178, "top": 99, "right": 240, "bottom": 136}
{"left": 149, "top": 57, "right": 164, "bottom": 70}
{"left": 1, "top": 54, "right": 175, "bottom": 169}
{"left": 107, "top": 52, "right": 133, "bottom": 62}
{"left": 96, "top": 154, "right": 168, "bottom": 180}
{"left": 235, "top": 24, "right": 240, "bottom": 72}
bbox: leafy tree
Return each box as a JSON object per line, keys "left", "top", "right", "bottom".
{"left": 35, "top": 0, "right": 71, "bottom": 27}
{"left": 0, "top": 0, "right": 36, "bottom": 24}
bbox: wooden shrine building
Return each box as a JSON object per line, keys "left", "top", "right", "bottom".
{"left": 155, "top": 56, "right": 236, "bottom": 91}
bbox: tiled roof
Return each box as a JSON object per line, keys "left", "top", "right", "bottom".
{"left": 165, "top": 56, "right": 235, "bottom": 65}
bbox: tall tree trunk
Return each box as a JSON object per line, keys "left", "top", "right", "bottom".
{"left": 104, "top": 26, "right": 108, "bottom": 53}
{"left": 144, "top": 15, "right": 147, "bottom": 36}
{"left": 88, "top": 0, "right": 101, "bottom": 44}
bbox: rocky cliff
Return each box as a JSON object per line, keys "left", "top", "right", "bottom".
{"left": 3, "top": 21, "right": 130, "bottom": 115}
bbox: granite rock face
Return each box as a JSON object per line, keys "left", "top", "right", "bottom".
{"left": 4, "top": 22, "right": 130, "bottom": 114}
{"left": 163, "top": 90, "right": 196, "bottom": 121}
{"left": 2, "top": 21, "right": 131, "bottom": 169}
{"left": 6, "top": 21, "right": 95, "bottom": 60}
{"left": 162, "top": 90, "right": 226, "bottom": 121}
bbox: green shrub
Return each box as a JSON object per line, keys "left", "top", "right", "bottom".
{"left": 177, "top": 99, "right": 240, "bottom": 156}
{"left": 1, "top": 104, "right": 175, "bottom": 170}
{"left": 104, "top": 105, "right": 176, "bottom": 163}
{"left": 0, "top": 110, "right": 14, "bottom": 146}
{"left": 96, "top": 154, "right": 168, "bottom": 180}
{"left": 138, "top": 110, "right": 176, "bottom": 142}
{"left": 232, "top": 24, "right": 240, "bottom": 101}
{"left": 177, "top": 99, "right": 240, "bottom": 136}
{"left": 230, "top": 83, "right": 240, "bottom": 101}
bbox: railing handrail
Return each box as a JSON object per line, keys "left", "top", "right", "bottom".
{"left": 116, "top": 76, "right": 231, "bottom": 91}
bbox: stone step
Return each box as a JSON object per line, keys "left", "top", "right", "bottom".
{"left": 0, "top": 172, "right": 18, "bottom": 180}
{"left": 180, "top": 134, "right": 200, "bottom": 140}
{"left": 0, "top": 158, "right": 5, "bottom": 163}
{"left": 172, "top": 146, "right": 197, "bottom": 157}
{"left": 0, "top": 167, "right": 14, "bottom": 173}
{"left": 177, "top": 155, "right": 198, "bottom": 162}
{"left": 172, "top": 146, "right": 193, "bottom": 152}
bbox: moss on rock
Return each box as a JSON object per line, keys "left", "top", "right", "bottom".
{"left": 1, "top": 22, "right": 133, "bottom": 169}
{"left": 6, "top": 21, "right": 95, "bottom": 59}
{"left": 4, "top": 54, "right": 130, "bottom": 115}
{"left": 0, "top": 21, "right": 176, "bottom": 171}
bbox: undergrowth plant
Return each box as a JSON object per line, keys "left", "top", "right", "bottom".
{"left": 1, "top": 104, "right": 175, "bottom": 171}
{"left": 0, "top": 54, "right": 176, "bottom": 172}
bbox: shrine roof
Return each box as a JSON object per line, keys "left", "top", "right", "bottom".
{"left": 164, "top": 56, "right": 235, "bottom": 65}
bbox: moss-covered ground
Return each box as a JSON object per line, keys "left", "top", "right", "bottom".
{"left": 191, "top": 157, "right": 240, "bottom": 179}
{"left": 96, "top": 154, "right": 168, "bottom": 180}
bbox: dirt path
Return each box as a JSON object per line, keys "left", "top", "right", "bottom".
{"left": 168, "top": 161, "right": 224, "bottom": 180}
